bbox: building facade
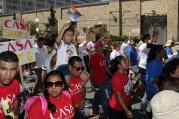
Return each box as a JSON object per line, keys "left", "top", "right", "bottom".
{"left": 0, "top": 0, "right": 178, "bottom": 43}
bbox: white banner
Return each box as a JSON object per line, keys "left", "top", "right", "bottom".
{"left": 3, "top": 19, "right": 30, "bottom": 40}
{"left": 0, "top": 38, "right": 35, "bottom": 65}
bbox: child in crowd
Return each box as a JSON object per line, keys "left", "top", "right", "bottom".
{"left": 27, "top": 70, "right": 74, "bottom": 119}
{"left": 109, "top": 55, "right": 133, "bottom": 119}
{"left": 50, "top": 24, "right": 78, "bottom": 78}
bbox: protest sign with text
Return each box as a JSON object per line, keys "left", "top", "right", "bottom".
{"left": 3, "top": 19, "right": 30, "bottom": 40}
{"left": 0, "top": 38, "right": 35, "bottom": 65}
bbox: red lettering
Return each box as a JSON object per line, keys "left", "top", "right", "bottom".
{"left": 24, "top": 39, "right": 32, "bottom": 49}
{"left": 4, "top": 20, "right": 30, "bottom": 31}
{"left": 13, "top": 21, "right": 19, "bottom": 29}
{"left": 4, "top": 20, "right": 11, "bottom": 28}
{"left": 16, "top": 41, "right": 23, "bottom": 51}
{"left": 8, "top": 42, "right": 16, "bottom": 52}
{"left": 23, "top": 23, "right": 30, "bottom": 31}
{"left": 19, "top": 22, "right": 24, "bottom": 30}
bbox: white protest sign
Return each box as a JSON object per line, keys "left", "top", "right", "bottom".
{"left": 0, "top": 38, "right": 35, "bottom": 65}
{"left": 3, "top": 19, "right": 30, "bottom": 40}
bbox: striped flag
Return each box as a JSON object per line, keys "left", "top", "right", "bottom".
{"left": 67, "top": 6, "right": 82, "bottom": 21}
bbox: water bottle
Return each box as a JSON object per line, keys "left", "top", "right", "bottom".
{"left": 1, "top": 100, "right": 14, "bottom": 119}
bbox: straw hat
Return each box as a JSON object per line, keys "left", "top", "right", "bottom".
{"left": 165, "top": 40, "right": 173, "bottom": 47}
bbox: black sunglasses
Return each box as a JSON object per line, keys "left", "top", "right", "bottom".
{"left": 45, "top": 81, "right": 63, "bottom": 88}
{"left": 71, "top": 65, "right": 84, "bottom": 71}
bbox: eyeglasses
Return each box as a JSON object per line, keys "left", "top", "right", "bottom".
{"left": 45, "top": 81, "right": 63, "bottom": 88}
{"left": 71, "top": 65, "right": 84, "bottom": 71}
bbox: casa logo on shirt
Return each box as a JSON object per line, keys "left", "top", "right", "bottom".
{"left": 69, "top": 83, "right": 82, "bottom": 95}
{"left": 50, "top": 104, "right": 74, "bottom": 119}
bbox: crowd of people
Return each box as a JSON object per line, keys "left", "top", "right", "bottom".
{"left": 0, "top": 22, "right": 179, "bottom": 119}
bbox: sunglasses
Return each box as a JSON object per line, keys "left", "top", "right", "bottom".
{"left": 45, "top": 81, "right": 63, "bottom": 88}
{"left": 71, "top": 65, "right": 84, "bottom": 71}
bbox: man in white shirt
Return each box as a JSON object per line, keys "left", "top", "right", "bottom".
{"left": 138, "top": 34, "right": 150, "bottom": 79}
{"left": 138, "top": 34, "right": 151, "bottom": 114}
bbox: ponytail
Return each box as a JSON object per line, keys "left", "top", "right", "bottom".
{"left": 43, "top": 90, "right": 56, "bottom": 114}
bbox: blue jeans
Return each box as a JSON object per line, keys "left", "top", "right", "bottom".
{"left": 140, "top": 91, "right": 155, "bottom": 111}
{"left": 140, "top": 92, "right": 148, "bottom": 111}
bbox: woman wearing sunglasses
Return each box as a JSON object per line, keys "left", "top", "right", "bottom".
{"left": 27, "top": 70, "right": 75, "bottom": 119}
{"left": 68, "top": 56, "right": 89, "bottom": 119}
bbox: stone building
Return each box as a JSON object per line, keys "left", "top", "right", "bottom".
{"left": 0, "top": 0, "right": 178, "bottom": 44}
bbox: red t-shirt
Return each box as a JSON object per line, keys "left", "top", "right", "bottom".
{"left": 89, "top": 54, "right": 106, "bottom": 84}
{"left": 109, "top": 72, "right": 132, "bottom": 111}
{"left": 28, "top": 91, "right": 74, "bottom": 119}
{"left": 68, "top": 77, "right": 84, "bottom": 106}
{"left": 0, "top": 80, "right": 21, "bottom": 118}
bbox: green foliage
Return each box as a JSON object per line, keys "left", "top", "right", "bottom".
{"left": 45, "top": 6, "right": 57, "bottom": 33}
{"left": 45, "top": 6, "right": 58, "bottom": 32}
{"left": 27, "top": 21, "right": 37, "bottom": 36}
{"left": 111, "top": 35, "right": 125, "bottom": 42}
{"left": 27, "top": 21, "right": 43, "bottom": 37}
{"left": 111, "top": 35, "right": 140, "bottom": 44}
{"left": 133, "top": 37, "right": 140, "bottom": 44}
{"left": 48, "top": 6, "right": 57, "bottom": 26}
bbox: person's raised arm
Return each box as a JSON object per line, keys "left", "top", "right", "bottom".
{"left": 56, "top": 23, "right": 70, "bottom": 47}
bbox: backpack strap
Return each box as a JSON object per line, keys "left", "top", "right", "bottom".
{"left": 24, "top": 96, "right": 39, "bottom": 112}
{"left": 24, "top": 95, "right": 47, "bottom": 116}
{"left": 39, "top": 95, "right": 48, "bottom": 115}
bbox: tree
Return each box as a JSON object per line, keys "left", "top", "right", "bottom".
{"left": 45, "top": 6, "right": 58, "bottom": 33}
{"left": 28, "top": 21, "right": 42, "bottom": 37}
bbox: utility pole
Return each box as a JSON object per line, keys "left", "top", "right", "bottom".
{"left": 119, "top": 0, "right": 122, "bottom": 36}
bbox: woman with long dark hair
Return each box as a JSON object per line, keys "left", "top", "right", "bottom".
{"left": 108, "top": 55, "right": 133, "bottom": 119}
{"left": 27, "top": 70, "right": 74, "bottom": 119}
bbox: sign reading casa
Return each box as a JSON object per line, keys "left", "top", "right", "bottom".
{"left": 3, "top": 19, "right": 30, "bottom": 40}
{"left": 0, "top": 38, "right": 35, "bottom": 65}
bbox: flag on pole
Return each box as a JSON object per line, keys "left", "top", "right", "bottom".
{"left": 67, "top": 6, "right": 82, "bottom": 21}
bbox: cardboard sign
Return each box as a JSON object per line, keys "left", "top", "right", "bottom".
{"left": 0, "top": 38, "right": 35, "bottom": 65}
{"left": 3, "top": 19, "right": 30, "bottom": 40}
